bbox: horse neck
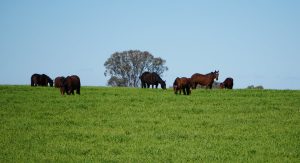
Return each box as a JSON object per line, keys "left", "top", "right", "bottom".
{"left": 157, "top": 77, "right": 164, "bottom": 83}
{"left": 208, "top": 73, "right": 217, "bottom": 79}
{"left": 203, "top": 73, "right": 216, "bottom": 83}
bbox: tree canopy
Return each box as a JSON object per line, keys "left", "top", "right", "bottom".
{"left": 104, "top": 50, "right": 168, "bottom": 87}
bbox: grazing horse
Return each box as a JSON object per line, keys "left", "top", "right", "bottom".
{"left": 220, "top": 77, "right": 234, "bottom": 89}
{"left": 140, "top": 72, "right": 166, "bottom": 89}
{"left": 190, "top": 70, "right": 219, "bottom": 89}
{"left": 173, "top": 77, "right": 191, "bottom": 95}
{"left": 54, "top": 76, "right": 65, "bottom": 88}
{"left": 31, "top": 74, "right": 53, "bottom": 87}
{"left": 60, "top": 75, "right": 81, "bottom": 95}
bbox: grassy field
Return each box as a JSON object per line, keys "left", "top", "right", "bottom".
{"left": 0, "top": 85, "right": 299, "bottom": 162}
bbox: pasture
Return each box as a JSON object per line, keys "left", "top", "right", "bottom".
{"left": 0, "top": 85, "right": 299, "bottom": 162}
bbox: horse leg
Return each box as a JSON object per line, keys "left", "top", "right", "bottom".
{"left": 186, "top": 87, "right": 189, "bottom": 95}
{"left": 191, "top": 82, "right": 194, "bottom": 89}
{"left": 60, "top": 88, "right": 64, "bottom": 95}
{"left": 183, "top": 87, "right": 186, "bottom": 95}
{"left": 188, "top": 89, "right": 191, "bottom": 95}
{"left": 193, "top": 82, "right": 197, "bottom": 89}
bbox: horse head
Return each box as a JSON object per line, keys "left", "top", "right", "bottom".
{"left": 214, "top": 70, "right": 219, "bottom": 81}
{"left": 48, "top": 78, "right": 54, "bottom": 87}
{"left": 161, "top": 80, "right": 166, "bottom": 90}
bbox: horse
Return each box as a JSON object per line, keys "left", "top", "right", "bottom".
{"left": 60, "top": 75, "right": 81, "bottom": 95}
{"left": 190, "top": 70, "right": 219, "bottom": 89}
{"left": 173, "top": 77, "right": 191, "bottom": 95}
{"left": 40, "top": 74, "right": 53, "bottom": 87}
{"left": 54, "top": 76, "right": 65, "bottom": 88}
{"left": 140, "top": 72, "right": 166, "bottom": 89}
{"left": 31, "top": 74, "right": 53, "bottom": 87}
{"left": 220, "top": 77, "right": 234, "bottom": 89}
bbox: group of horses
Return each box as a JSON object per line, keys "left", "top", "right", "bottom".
{"left": 173, "top": 71, "right": 234, "bottom": 95}
{"left": 31, "top": 70, "right": 233, "bottom": 96}
{"left": 140, "top": 70, "right": 233, "bottom": 96}
{"left": 31, "top": 74, "right": 53, "bottom": 87}
{"left": 31, "top": 74, "right": 81, "bottom": 95}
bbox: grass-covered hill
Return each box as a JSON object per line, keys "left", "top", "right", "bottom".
{"left": 0, "top": 85, "right": 299, "bottom": 162}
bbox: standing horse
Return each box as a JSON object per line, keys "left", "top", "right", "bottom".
{"left": 140, "top": 72, "right": 166, "bottom": 89}
{"left": 173, "top": 77, "right": 191, "bottom": 95}
{"left": 220, "top": 77, "right": 234, "bottom": 89}
{"left": 190, "top": 70, "right": 219, "bottom": 89}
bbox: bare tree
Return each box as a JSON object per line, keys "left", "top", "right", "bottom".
{"left": 104, "top": 50, "right": 168, "bottom": 87}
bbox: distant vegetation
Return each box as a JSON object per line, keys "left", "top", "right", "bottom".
{"left": 0, "top": 85, "right": 299, "bottom": 162}
{"left": 247, "top": 85, "right": 264, "bottom": 89}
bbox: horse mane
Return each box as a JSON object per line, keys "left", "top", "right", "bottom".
{"left": 173, "top": 77, "right": 179, "bottom": 86}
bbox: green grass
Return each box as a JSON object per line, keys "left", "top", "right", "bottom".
{"left": 0, "top": 85, "right": 299, "bottom": 162}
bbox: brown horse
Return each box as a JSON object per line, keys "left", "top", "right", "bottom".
{"left": 31, "top": 74, "right": 53, "bottom": 87}
{"left": 140, "top": 72, "right": 166, "bottom": 89}
{"left": 190, "top": 70, "right": 219, "bottom": 89}
{"left": 220, "top": 77, "right": 234, "bottom": 89}
{"left": 173, "top": 77, "right": 191, "bottom": 95}
{"left": 60, "top": 75, "right": 81, "bottom": 95}
{"left": 54, "top": 76, "right": 65, "bottom": 88}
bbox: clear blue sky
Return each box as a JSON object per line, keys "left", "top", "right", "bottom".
{"left": 1, "top": 0, "right": 299, "bottom": 89}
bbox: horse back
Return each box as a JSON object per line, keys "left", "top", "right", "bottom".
{"left": 223, "top": 77, "right": 233, "bottom": 89}
{"left": 191, "top": 73, "right": 206, "bottom": 83}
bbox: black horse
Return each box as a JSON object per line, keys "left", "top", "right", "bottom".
{"left": 140, "top": 72, "right": 166, "bottom": 89}
{"left": 31, "top": 74, "right": 53, "bottom": 87}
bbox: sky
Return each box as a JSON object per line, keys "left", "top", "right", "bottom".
{"left": 0, "top": 0, "right": 299, "bottom": 89}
